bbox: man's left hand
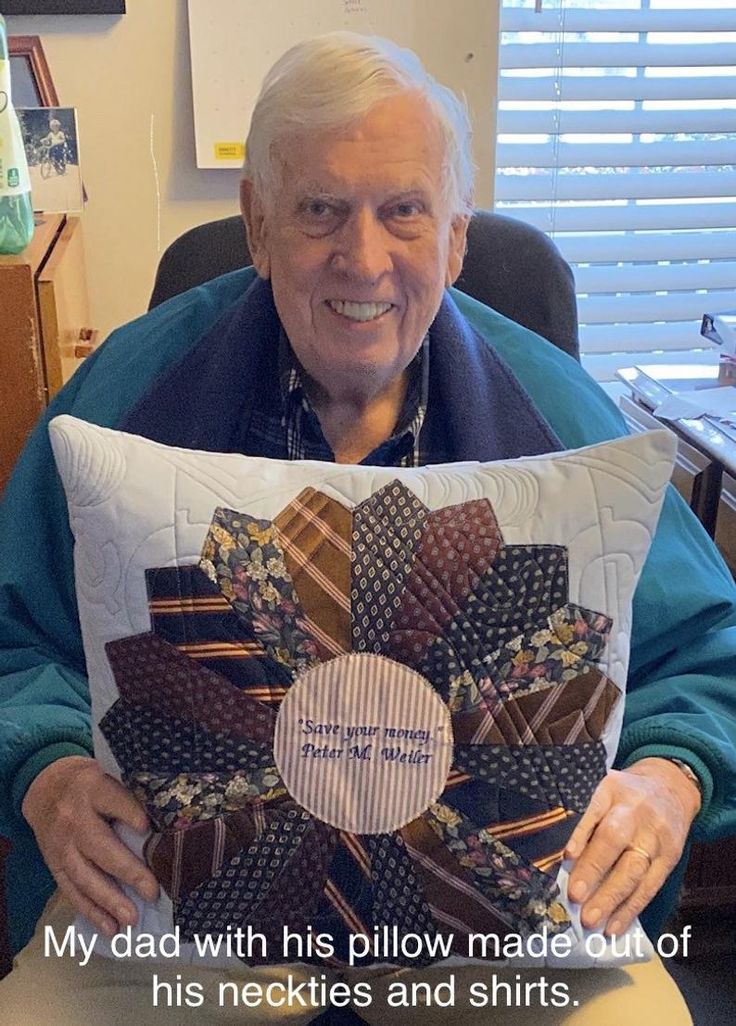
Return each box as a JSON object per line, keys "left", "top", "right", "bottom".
{"left": 565, "top": 756, "right": 701, "bottom": 936}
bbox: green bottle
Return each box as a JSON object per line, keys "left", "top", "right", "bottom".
{"left": 0, "top": 13, "right": 34, "bottom": 254}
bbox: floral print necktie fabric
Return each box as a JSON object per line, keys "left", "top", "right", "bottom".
{"left": 100, "top": 481, "right": 620, "bottom": 966}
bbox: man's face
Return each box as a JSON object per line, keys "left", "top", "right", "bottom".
{"left": 241, "top": 92, "right": 469, "bottom": 400}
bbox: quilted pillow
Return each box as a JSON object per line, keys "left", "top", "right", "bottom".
{"left": 49, "top": 415, "right": 675, "bottom": 970}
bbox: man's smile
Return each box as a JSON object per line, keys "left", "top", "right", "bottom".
{"left": 326, "top": 299, "right": 394, "bottom": 322}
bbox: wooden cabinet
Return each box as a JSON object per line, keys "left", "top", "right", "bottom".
{"left": 0, "top": 214, "right": 92, "bottom": 494}
{"left": 716, "top": 472, "right": 736, "bottom": 575}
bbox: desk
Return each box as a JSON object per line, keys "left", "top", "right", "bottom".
{"left": 618, "top": 363, "right": 736, "bottom": 569}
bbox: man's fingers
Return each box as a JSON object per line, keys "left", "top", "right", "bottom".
{"left": 578, "top": 842, "right": 658, "bottom": 929}
{"left": 48, "top": 814, "right": 159, "bottom": 932}
{"left": 92, "top": 774, "right": 150, "bottom": 834}
{"left": 563, "top": 762, "right": 696, "bottom": 934}
{"left": 567, "top": 801, "right": 632, "bottom": 904}
{"left": 55, "top": 868, "right": 119, "bottom": 939}
{"left": 25, "top": 756, "right": 158, "bottom": 919}
{"left": 603, "top": 859, "right": 669, "bottom": 936}
{"left": 78, "top": 815, "right": 159, "bottom": 904}
{"left": 62, "top": 847, "right": 140, "bottom": 930}
{"left": 565, "top": 784, "right": 613, "bottom": 859}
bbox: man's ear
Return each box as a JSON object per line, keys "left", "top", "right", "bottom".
{"left": 240, "top": 179, "right": 271, "bottom": 280}
{"left": 445, "top": 214, "right": 470, "bottom": 287}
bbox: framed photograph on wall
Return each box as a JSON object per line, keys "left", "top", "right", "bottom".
{"left": 2, "top": 2, "right": 125, "bottom": 13}
{"left": 8, "top": 35, "right": 59, "bottom": 107}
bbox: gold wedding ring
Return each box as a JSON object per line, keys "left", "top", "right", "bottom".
{"left": 626, "top": 844, "right": 653, "bottom": 866}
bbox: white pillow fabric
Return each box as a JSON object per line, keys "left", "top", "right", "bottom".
{"left": 49, "top": 415, "right": 675, "bottom": 970}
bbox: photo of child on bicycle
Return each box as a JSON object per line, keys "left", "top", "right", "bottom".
{"left": 39, "top": 118, "right": 68, "bottom": 177}
{"left": 16, "top": 106, "right": 83, "bottom": 213}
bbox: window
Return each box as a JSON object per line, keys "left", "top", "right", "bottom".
{"left": 494, "top": 0, "right": 736, "bottom": 382}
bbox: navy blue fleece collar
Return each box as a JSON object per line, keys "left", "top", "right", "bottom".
{"left": 122, "top": 276, "right": 561, "bottom": 462}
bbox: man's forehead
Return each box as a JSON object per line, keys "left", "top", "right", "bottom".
{"left": 271, "top": 93, "right": 443, "bottom": 175}
{"left": 274, "top": 139, "right": 443, "bottom": 201}
{"left": 292, "top": 173, "right": 435, "bottom": 198}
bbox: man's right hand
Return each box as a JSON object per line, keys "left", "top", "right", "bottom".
{"left": 21, "top": 755, "right": 159, "bottom": 937}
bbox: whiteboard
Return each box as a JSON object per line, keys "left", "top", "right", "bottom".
{"left": 187, "top": 0, "right": 498, "bottom": 175}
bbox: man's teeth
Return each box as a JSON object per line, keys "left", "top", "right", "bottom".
{"left": 328, "top": 300, "right": 392, "bottom": 322}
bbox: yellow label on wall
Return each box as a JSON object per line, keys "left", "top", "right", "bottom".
{"left": 214, "top": 142, "right": 245, "bottom": 161}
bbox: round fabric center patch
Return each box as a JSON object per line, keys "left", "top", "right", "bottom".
{"left": 274, "top": 653, "right": 453, "bottom": 834}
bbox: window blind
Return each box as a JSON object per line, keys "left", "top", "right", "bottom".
{"left": 494, "top": 1, "right": 736, "bottom": 382}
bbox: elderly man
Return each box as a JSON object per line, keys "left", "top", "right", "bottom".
{"left": 1, "top": 31, "right": 735, "bottom": 1026}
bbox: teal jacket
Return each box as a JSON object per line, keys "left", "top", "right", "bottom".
{"left": 1, "top": 269, "right": 735, "bottom": 951}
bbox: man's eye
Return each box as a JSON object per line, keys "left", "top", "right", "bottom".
{"left": 303, "top": 200, "right": 332, "bottom": 218}
{"left": 391, "top": 202, "right": 422, "bottom": 218}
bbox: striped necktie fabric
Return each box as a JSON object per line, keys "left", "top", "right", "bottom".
{"left": 146, "top": 565, "right": 292, "bottom": 702}
{"left": 273, "top": 486, "right": 353, "bottom": 660}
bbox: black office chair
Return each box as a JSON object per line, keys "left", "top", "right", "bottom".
{"left": 148, "top": 210, "right": 579, "bottom": 361}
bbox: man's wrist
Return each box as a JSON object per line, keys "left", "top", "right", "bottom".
{"left": 626, "top": 756, "right": 702, "bottom": 818}
{"left": 666, "top": 757, "right": 702, "bottom": 794}
{"left": 12, "top": 743, "right": 93, "bottom": 819}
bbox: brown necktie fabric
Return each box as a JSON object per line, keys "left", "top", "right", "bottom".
{"left": 400, "top": 815, "right": 513, "bottom": 954}
{"left": 273, "top": 487, "right": 352, "bottom": 660}
{"left": 105, "top": 632, "right": 276, "bottom": 743}
{"left": 387, "top": 499, "right": 503, "bottom": 657}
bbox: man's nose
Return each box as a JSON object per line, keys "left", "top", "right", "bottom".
{"left": 332, "top": 209, "right": 392, "bottom": 280}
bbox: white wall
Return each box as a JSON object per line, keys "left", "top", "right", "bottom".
{"left": 7, "top": 0, "right": 499, "bottom": 339}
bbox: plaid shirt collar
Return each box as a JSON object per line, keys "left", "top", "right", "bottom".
{"left": 277, "top": 329, "right": 430, "bottom": 466}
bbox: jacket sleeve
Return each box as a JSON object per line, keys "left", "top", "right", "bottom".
{"left": 616, "top": 485, "right": 736, "bottom": 843}
{"left": 0, "top": 363, "right": 101, "bottom": 953}
{"left": 0, "top": 363, "right": 98, "bottom": 833}
{"left": 543, "top": 376, "right": 736, "bottom": 843}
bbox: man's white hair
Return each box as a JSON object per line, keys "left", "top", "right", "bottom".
{"left": 243, "top": 31, "right": 474, "bottom": 218}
